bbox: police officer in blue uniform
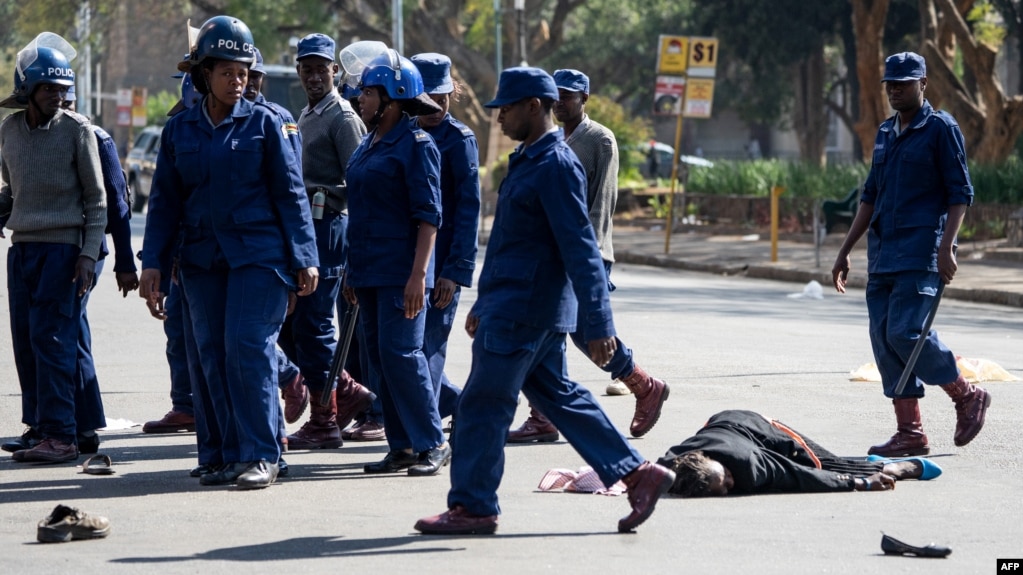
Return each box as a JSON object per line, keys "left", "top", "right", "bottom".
{"left": 414, "top": 68, "right": 674, "bottom": 535}
{"left": 832, "top": 52, "right": 991, "bottom": 458}
{"left": 1, "top": 36, "right": 107, "bottom": 463}
{"left": 139, "top": 16, "right": 318, "bottom": 489}
{"left": 409, "top": 53, "right": 480, "bottom": 422}
{"left": 342, "top": 49, "right": 450, "bottom": 476}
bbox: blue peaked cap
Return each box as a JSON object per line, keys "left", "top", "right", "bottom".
{"left": 552, "top": 69, "right": 589, "bottom": 94}
{"left": 883, "top": 52, "right": 926, "bottom": 82}
{"left": 485, "top": 67, "right": 559, "bottom": 108}
{"left": 411, "top": 53, "right": 454, "bottom": 94}
{"left": 297, "top": 33, "right": 335, "bottom": 61}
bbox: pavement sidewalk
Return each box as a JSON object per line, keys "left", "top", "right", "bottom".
{"left": 609, "top": 220, "right": 1023, "bottom": 308}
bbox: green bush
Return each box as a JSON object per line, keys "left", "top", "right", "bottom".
{"left": 686, "top": 159, "right": 868, "bottom": 199}
{"left": 682, "top": 158, "right": 1023, "bottom": 205}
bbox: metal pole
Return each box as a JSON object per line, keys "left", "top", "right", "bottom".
{"left": 515, "top": 0, "right": 526, "bottom": 65}
{"left": 78, "top": 0, "right": 92, "bottom": 118}
{"left": 495, "top": 0, "right": 503, "bottom": 75}
{"left": 392, "top": 0, "right": 404, "bottom": 54}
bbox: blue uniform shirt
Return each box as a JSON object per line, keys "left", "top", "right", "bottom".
{"left": 416, "top": 113, "right": 480, "bottom": 288}
{"left": 142, "top": 96, "right": 318, "bottom": 275}
{"left": 862, "top": 99, "right": 973, "bottom": 274}
{"left": 91, "top": 127, "right": 136, "bottom": 273}
{"left": 471, "top": 129, "right": 615, "bottom": 341}
{"left": 255, "top": 93, "right": 302, "bottom": 165}
{"left": 346, "top": 117, "right": 442, "bottom": 289}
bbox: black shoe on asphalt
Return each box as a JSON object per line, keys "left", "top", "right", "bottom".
{"left": 190, "top": 463, "right": 218, "bottom": 478}
{"left": 2, "top": 427, "right": 41, "bottom": 453}
{"left": 278, "top": 458, "right": 289, "bottom": 477}
{"left": 199, "top": 462, "right": 246, "bottom": 486}
{"left": 408, "top": 443, "right": 452, "bottom": 477}
{"left": 236, "top": 460, "right": 279, "bottom": 490}
{"left": 77, "top": 433, "right": 100, "bottom": 455}
{"left": 364, "top": 450, "right": 418, "bottom": 474}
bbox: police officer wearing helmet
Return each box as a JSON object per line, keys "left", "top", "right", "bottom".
{"left": 342, "top": 49, "right": 449, "bottom": 476}
{"left": 280, "top": 33, "right": 375, "bottom": 451}
{"left": 139, "top": 15, "right": 319, "bottom": 489}
{"left": 0, "top": 36, "right": 108, "bottom": 463}
{"left": 409, "top": 53, "right": 480, "bottom": 426}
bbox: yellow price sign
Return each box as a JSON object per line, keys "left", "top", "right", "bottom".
{"left": 687, "top": 37, "right": 719, "bottom": 77}
{"left": 657, "top": 35, "right": 689, "bottom": 75}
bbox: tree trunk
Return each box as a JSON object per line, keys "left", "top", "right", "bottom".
{"left": 850, "top": 0, "right": 890, "bottom": 162}
{"left": 792, "top": 46, "right": 828, "bottom": 167}
{"left": 919, "top": 0, "right": 1023, "bottom": 164}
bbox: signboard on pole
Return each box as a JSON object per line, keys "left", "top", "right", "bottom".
{"left": 653, "top": 76, "right": 686, "bottom": 116}
{"left": 686, "top": 37, "right": 719, "bottom": 78}
{"left": 116, "top": 88, "right": 132, "bottom": 127}
{"left": 656, "top": 35, "right": 689, "bottom": 75}
{"left": 131, "top": 86, "right": 147, "bottom": 127}
{"left": 683, "top": 78, "right": 715, "bottom": 118}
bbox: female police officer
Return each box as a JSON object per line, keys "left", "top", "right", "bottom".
{"left": 342, "top": 50, "right": 450, "bottom": 476}
{"left": 409, "top": 53, "right": 480, "bottom": 423}
{"left": 139, "top": 16, "right": 318, "bottom": 489}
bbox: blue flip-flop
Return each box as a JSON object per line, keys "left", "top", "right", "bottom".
{"left": 867, "top": 454, "right": 942, "bottom": 480}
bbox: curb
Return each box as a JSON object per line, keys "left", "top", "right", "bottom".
{"left": 617, "top": 250, "right": 1022, "bottom": 308}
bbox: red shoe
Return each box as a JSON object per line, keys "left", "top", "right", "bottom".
{"left": 335, "top": 370, "right": 375, "bottom": 431}
{"left": 142, "top": 410, "right": 196, "bottom": 434}
{"left": 618, "top": 461, "right": 675, "bottom": 533}
{"left": 620, "top": 365, "right": 669, "bottom": 437}
{"left": 414, "top": 505, "right": 498, "bottom": 535}
{"left": 281, "top": 373, "right": 309, "bottom": 424}
{"left": 343, "top": 420, "right": 386, "bottom": 442}
{"left": 12, "top": 437, "right": 79, "bottom": 463}
{"left": 506, "top": 407, "right": 559, "bottom": 443}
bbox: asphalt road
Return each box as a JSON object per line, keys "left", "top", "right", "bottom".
{"left": 1, "top": 222, "right": 1021, "bottom": 574}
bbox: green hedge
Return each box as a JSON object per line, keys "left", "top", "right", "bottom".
{"left": 681, "top": 159, "right": 1023, "bottom": 205}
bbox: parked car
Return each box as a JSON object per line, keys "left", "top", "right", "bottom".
{"left": 636, "top": 141, "right": 713, "bottom": 180}
{"left": 125, "top": 125, "right": 161, "bottom": 213}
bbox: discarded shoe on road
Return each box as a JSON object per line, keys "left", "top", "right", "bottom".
{"left": 37, "top": 504, "right": 111, "bottom": 543}
{"left": 881, "top": 533, "right": 951, "bottom": 558}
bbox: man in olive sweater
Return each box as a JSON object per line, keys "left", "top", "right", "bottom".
{"left": 0, "top": 48, "right": 107, "bottom": 463}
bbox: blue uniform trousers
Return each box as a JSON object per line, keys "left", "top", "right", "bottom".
{"left": 74, "top": 257, "right": 107, "bottom": 433}
{"left": 355, "top": 286, "right": 443, "bottom": 452}
{"left": 173, "top": 283, "right": 222, "bottom": 466}
{"left": 279, "top": 212, "right": 345, "bottom": 393}
{"left": 567, "top": 261, "right": 635, "bottom": 380}
{"left": 866, "top": 270, "right": 959, "bottom": 398}
{"left": 427, "top": 287, "right": 462, "bottom": 419}
{"left": 180, "top": 264, "right": 286, "bottom": 464}
{"left": 8, "top": 243, "right": 82, "bottom": 443}
{"left": 449, "top": 317, "right": 644, "bottom": 516}
{"left": 163, "top": 282, "right": 195, "bottom": 416}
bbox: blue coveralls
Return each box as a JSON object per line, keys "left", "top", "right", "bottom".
{"left": 417, "top": 114, "right": 480, "bottom": 419}
{"left": 74, "top": 127, "right": 136, "bottom": 434}
{"left": 448, "top": 130, "right": 644, "bottom": 516}
{"left": 345, "top": 117, "right": 444, "bottom": 454}
{"left": 142, "top": 96, "right": 318, "bottom": 465}
{"left": 861, "top": 100, "right": 973, "bottom": 398}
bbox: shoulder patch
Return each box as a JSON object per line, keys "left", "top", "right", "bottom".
{"left": 415, "top": 130, "right": 431, "bottom": 142}
{"left": 281, "top": 122, "right": 299, "bottom": 138}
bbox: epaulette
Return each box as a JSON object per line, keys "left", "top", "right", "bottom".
{"left": 62, "top": 109, "right": 91, "bottom": 126}
{"left": 414, "top": 130, "right": 432, "bottom": 142}
{"left": 90, "top": 125, "right": 113, "bottom": 142}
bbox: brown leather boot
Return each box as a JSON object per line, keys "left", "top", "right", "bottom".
{"left": 335, "top": 370, "right": 376, "bottom": 432}
{"left": 620, "top": 365, "right": 669, "bottom": 437}
{"left": 280, "top": 373, "right": 309, "bottom": 424}
{"left": 618, "top": 461, "right": 675, "bottom": 532}
{"left": 941, "top": 375, "right": 991, "bottom": 446}
{"left": 868, "top": 398, "right": 930, "bottom": 457}
{"left": 506, "top": 406, "right": 559, "bottom": 443}
{"left": 286, "top": 389, "right": 342, "bottom": 449}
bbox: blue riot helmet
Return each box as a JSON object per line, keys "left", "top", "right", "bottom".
{"left": 189, "top": 16, "right": 254, "bottom": 95}
{"left": 338, "top": 40, "right": 389, "bottom": 101}
{"left": 359, "top": 49, "right": 441, "bottom": 118}
{"left": 191, "top": 15, "right": 255, "bottom": 66}
{"left": 13, "top": 46, "right": 75, "bottom": 104}
{"left": 61, "top": 84, "right": 77, "bottom": 109}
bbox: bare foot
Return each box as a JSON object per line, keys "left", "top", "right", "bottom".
{"left": 882, "top": 460, "right": 922, "bottom": 480}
